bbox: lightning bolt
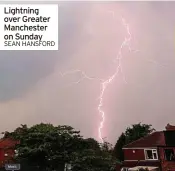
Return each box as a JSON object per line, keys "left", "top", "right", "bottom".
{"left": 60, "top": 10, "right": 165, "bottom": 143}
{"left": 60, "top": 11, "right": 138, "bottom": 143}
{"left": 96, "top": 11, "right": 166, "bottom": 143}
{"left": 97, "top": 12, "right": 139, "bottom": 143}
{"left": 60, "top": 70, "right": 104, "bottom": 85}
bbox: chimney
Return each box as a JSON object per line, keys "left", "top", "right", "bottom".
{"left": 165, "top": 123, "right": 175, "bottom": 131}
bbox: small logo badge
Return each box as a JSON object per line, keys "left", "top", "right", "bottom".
{"left": 5, "top": 164, "right": 20, "bottom": 170}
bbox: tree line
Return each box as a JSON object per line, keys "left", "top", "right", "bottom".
{"left": 2, "top": 123, "right": 155, "bottom": 171}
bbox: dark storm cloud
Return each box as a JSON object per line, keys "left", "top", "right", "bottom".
{"left": 0, "top": 52, "right": 57, "bottom": 101}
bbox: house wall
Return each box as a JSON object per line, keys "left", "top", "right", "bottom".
{"left": 121, "top": 148, "right": 161, "bottom": 171}
{"left": 0, "top": 148, "right": 15, "bottom": 167}
{"left": 158, "top": 147, "right": 175, "bottom": 171}
{"left": 0, "top": 139, "right": 17, "bottom": 168}
{"left": 123, "top": 149, "right": 145, "bottom": 161}
{"left": 0, "top": 149, "right": 4, "bottom": 166}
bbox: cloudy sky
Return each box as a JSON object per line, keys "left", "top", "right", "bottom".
{"left": 0, "top": 1, "right": 175, "bottom": 144}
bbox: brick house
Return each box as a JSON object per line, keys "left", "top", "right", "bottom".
{"left": 0, "top": 138, "right": 18, "bottom": 167}
{"left": 120, "top": 124, "right": 175, "bottom": 171}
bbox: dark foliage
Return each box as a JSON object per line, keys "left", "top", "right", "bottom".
{"left": 4, "top": 123, "right": 117, "bottom": 171}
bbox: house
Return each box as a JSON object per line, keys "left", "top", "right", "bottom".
{"left": 0, "top": 138, "right": 18, "bottom": 167}
{"left": 121, "top": 124, "right": 175, "bottom": 171}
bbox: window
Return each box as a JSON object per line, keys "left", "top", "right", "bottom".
{"left": 144, "top": 149, "right": 158, "bottom": 160}
{"left": 164, "top": 149, "right": 175, "bottom": 161}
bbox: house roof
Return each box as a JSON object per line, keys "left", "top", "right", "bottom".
{"left": 123, "top": 131, "right": 166, "bottom": 148}
{"left": 0, "top": 138, "right": 18, "bottom": 148}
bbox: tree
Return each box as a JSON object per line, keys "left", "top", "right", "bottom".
{"left": 124, "top": 123, "right": 155, "bottom": 144}
{"left": 71, "top": 140, "right": 117, "bottom": 171}
{"left": 113, "top": 123, "right": 155, "bottom": 161}
{"left": 82, "top": 138, "right": 101, "bottom": 151}
{"left": 4, "top": 123, "right": 117, "bottom": 171}
{"left": 5, "top": 123, "right": 82, "bottom": 171}
{"left": 100, "top": 141, "right": 113, "bottom": 152}
{"left": 113, "top": 133, "right": 126, "bottom": 161}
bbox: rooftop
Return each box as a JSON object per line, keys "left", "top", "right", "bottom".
{"left": 123, "top": 131, "right": 166, "bottom": 148}
{"left": 123, "top": 124, "right": 175, "bottom": 149}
